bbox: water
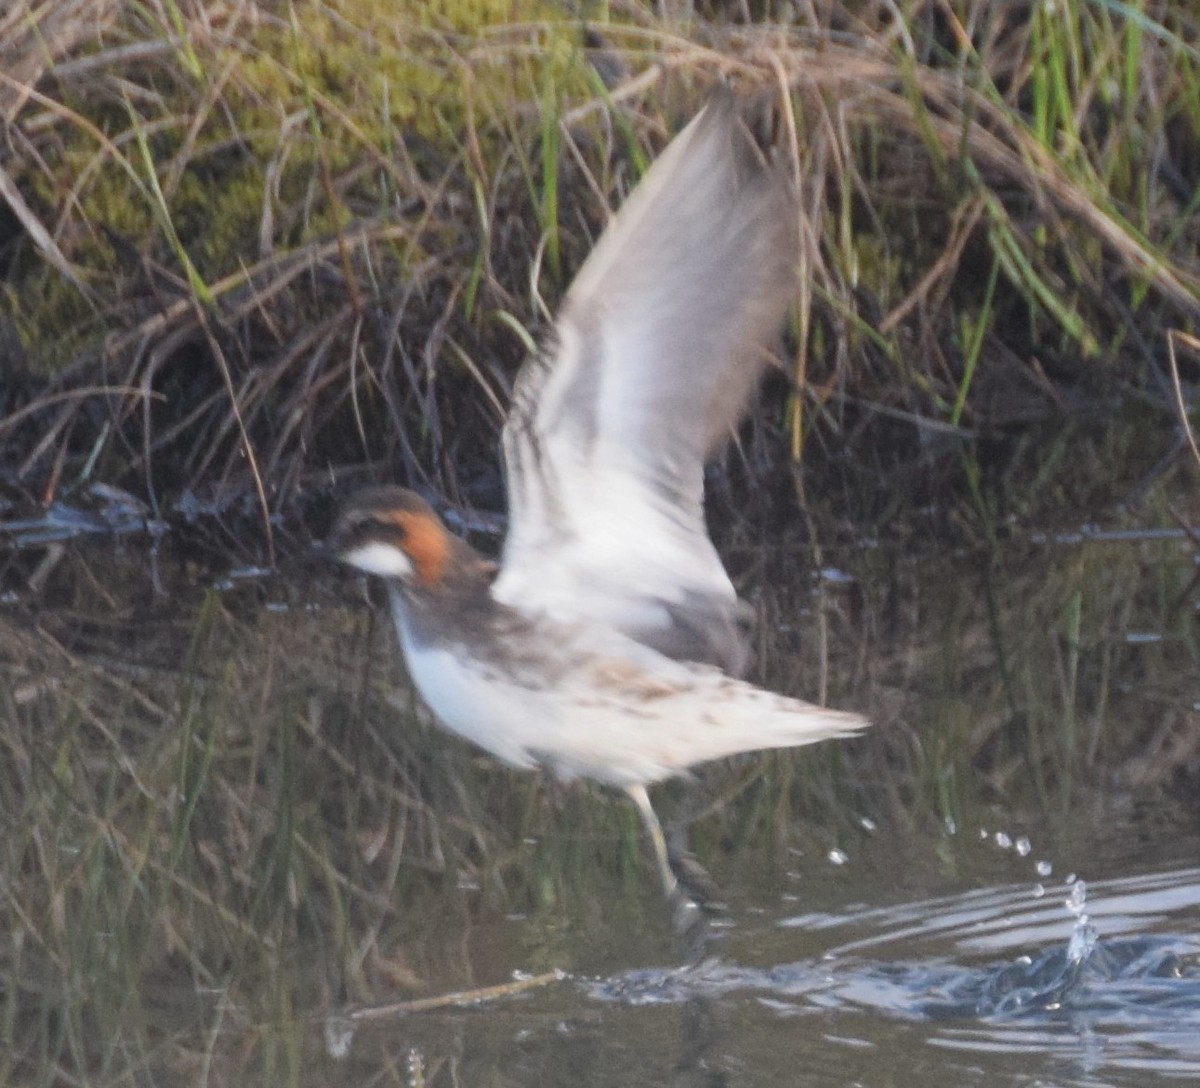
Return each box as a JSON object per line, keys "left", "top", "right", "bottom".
{"left": 0, "top": 522, "right": 1196, "bottom": 1085}
{"left": 327, "top": 859, "right": 1200, "bottom": 1087}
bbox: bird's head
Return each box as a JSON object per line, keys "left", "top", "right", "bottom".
{"left": 329, "top": 486, "right": 455, "bottom": 589}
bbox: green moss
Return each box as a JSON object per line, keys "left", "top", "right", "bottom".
{"left": 10, "top": 0, "right": 591, "bottom": 368}
{"left": 850, "top": 233, "right": 900, "bottom": 297}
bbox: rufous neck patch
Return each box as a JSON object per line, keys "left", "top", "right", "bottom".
{"left": 390, "top": 509, "right": 450, "bottom": 588}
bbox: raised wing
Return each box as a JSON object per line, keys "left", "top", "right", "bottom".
{"left": 493, "top": 87, "right": 800, "bottom": 674}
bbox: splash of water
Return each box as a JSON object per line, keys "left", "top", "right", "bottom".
{"left": 1065, "top": 879, "right": 1098, "bottom": 966}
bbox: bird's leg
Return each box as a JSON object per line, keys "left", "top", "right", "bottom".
{"left": 666, "top": 778, "right": 723, "bottom": 908}
{"left": 624, "top": 783, "right": 677, "bottom": 898}
{"left": 625, "top": 784, "right": 714, "bottom": 957}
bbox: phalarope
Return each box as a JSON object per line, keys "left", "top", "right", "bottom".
{"left": 331, "top": 88, "right": 866, "bottom": 900}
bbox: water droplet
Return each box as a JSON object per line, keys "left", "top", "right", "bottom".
{"left": 1124, "top": 631, "right": 1162, "bottom": 644}
{"left": 827, "top": 848, "right": 849, "bottom": 866}
{"left": 1015, "top": 836, "right": 1032, "bottom": 857}
{"left": 324, "top": 1015, "right": 354, "bottom": 1060}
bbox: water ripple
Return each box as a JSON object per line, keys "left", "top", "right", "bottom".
{"left": 591, "top": 866, "right": 1200, "bottom": 1082}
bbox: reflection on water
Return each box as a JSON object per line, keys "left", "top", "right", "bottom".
{"left": 0, "top": 520, "right": 1197, "bottom": 1086}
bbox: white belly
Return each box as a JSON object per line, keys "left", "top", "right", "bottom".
{"left": 399, "top": 636, "right": 544, "bottom": 771}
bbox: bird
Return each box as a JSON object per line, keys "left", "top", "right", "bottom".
{"left": 330, "top": 86, "right": 867, "bottom": 904}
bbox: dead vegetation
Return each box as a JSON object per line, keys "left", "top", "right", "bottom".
{"left": 0, "top": 0, "right": 1195, "bottom": 556}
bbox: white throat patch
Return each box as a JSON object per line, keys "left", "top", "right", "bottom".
{"left": 342, "top": 541, "right": 414, "bottom": 580}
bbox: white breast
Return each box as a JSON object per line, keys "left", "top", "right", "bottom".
{"left": 385, "top": 590, "right": 546, "bottom": 770}
{"left": 401, "top": 638, "right": 543, "bottom": 770}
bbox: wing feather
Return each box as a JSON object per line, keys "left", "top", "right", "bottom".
{"left": 495, "top": 88, "right": 800, "bottom": 673}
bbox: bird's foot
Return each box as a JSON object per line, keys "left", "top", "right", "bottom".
{"left": 667, "top": 844, "right": 725, "bottom": 912}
